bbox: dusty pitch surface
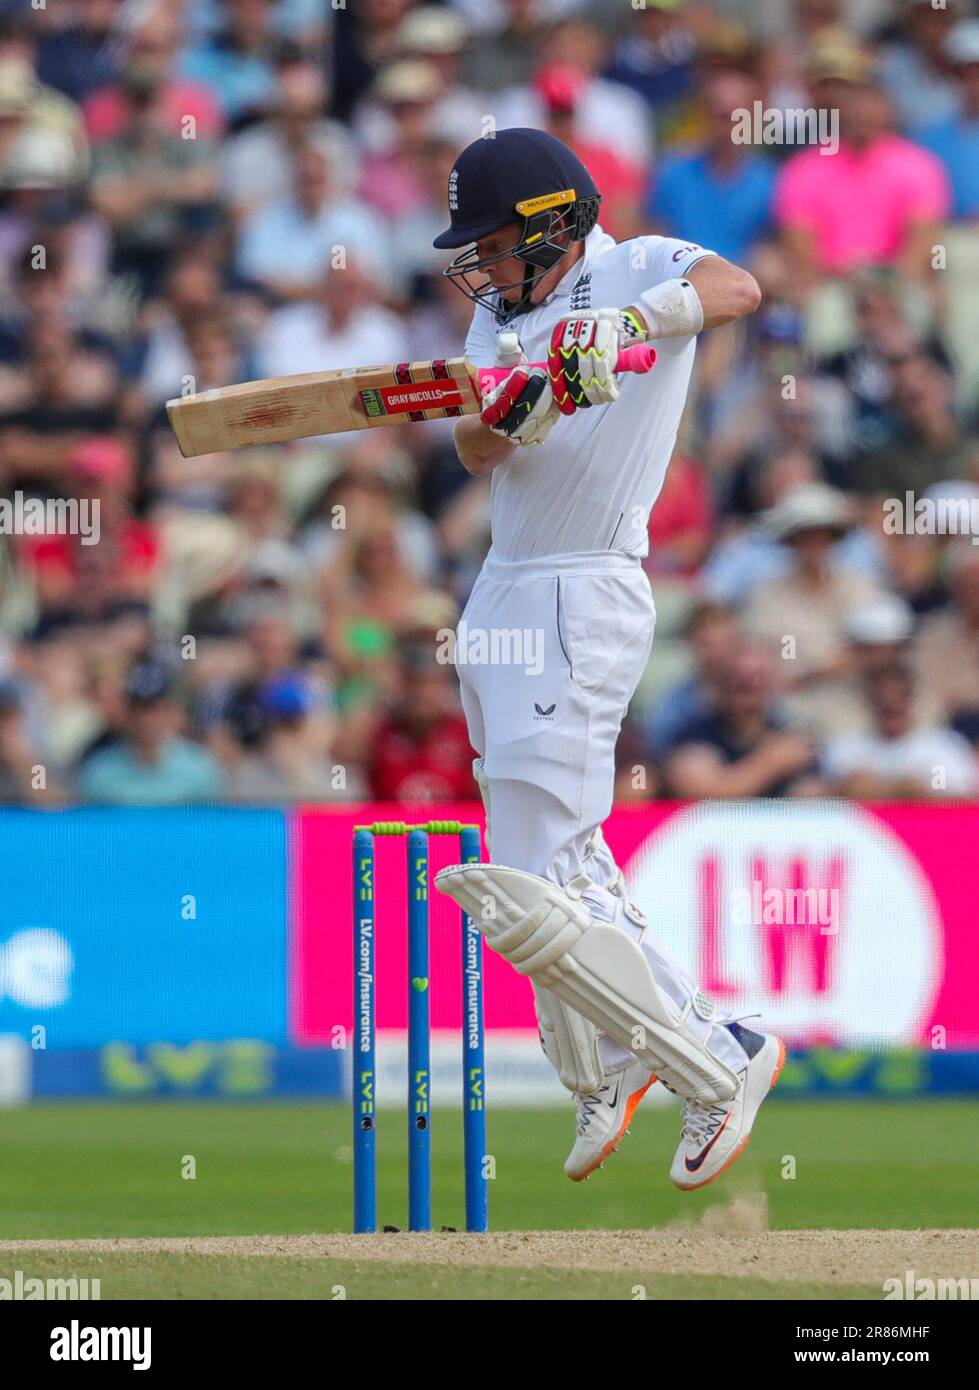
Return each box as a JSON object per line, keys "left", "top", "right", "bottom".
{"left": 2, "top": 1230, "right": 976, "bottom": 1286}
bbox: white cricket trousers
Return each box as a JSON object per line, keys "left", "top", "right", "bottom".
{"left": 457, "top": 548, "right": 655, "bottom": 885}
{"left": 457, "top": 548, "right": 751, "bottom": 1080}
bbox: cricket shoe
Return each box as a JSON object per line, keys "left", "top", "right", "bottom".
{"left": 564, "top": 1059, "right": 657, "bottom": 1182}
{"left": 669, "top": 1027, "right": 786, "bottom": 1191}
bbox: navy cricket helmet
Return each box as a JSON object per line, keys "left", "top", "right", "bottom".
{"left": 433, "top": 128, "right": 602, "bottom": 321}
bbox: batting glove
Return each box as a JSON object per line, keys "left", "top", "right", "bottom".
{"left": 547, "top": 308, "right": 629, "bottom": 415}
{"left": 480, "top": 332, "right": 558, "bottom": 447}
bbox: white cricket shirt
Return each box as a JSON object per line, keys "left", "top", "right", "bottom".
{"left": 463, "top": 225, "right": 715, "bottom": 560}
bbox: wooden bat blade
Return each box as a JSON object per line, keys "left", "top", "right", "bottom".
{"left": 165, "top": 344, "right": 657, "bottom": 457}
{"left": 166, "top": 358, "right": 483, "bottom": 457}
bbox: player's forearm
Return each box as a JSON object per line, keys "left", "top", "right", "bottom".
{"left": 453, "top": 413, "right": 516, "bottom": 476}
{"left": 838, "top": 770, "right": 953, "bottom": 801}
{"left": 90, "top": 180, "right": 155, "bottom": 224}
{"left": 667, "top": 749, "right": 779, "bottom": 799}
{"left": 683, "top": 257, "right": 761, "bottom": 330}
{"left": 896, "top": 221, "right": 943, "bottom": 282}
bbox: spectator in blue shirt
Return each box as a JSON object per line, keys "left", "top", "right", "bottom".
{"left": 178, "top": 0, "right": 279, "bottom": 124}
{"left": 603, "top": 0, "right": 696, "bottom": 115}
{"left": 32, "top": 0, "right": 125, "bottom": 103}
{"left": 646, "top": 69, "right": 777, "bottom": 263}
{"left": 913, "top": 20, "right": 979, "bottom": 219}
{"left": 644, "top": 602, "right": 741, "bottom": 755}
{"left": 78, "top": 662, "right": 224, "bottom": 806}
{"left": 235, "top": 141, "right": 389, "bottom": 300}
{"left": 664, "top": 644, "right": 826, "bottom": 799}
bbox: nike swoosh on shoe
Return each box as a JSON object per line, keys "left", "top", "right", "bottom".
{"left": 684, "top": 1112, "right": 732, "bottom": 1173}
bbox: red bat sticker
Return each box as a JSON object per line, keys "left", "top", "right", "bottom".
{"left": 378, "top": 382, "right": 466, "bottom": 413}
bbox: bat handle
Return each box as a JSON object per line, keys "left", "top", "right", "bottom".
{"left": 479, "top": 341, "right": 657, "bottom": 389}
{"left": 615, "top": 342, "right": 657, "bottom": 375}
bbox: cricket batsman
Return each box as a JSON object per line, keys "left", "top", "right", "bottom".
{"left": 432, "top": 128, "right": 784, "bottom": 1190}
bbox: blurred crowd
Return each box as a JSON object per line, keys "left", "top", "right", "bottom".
{"left": 0, "top": 0, "right": 978, "bottom": 806}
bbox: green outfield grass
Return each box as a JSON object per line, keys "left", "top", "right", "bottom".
{"left": 0, "top": 1251, "right": 879, "bottom": 1301}
{"left": 1, "top": 1099, "right": 976, "bottom": 1237}
{"left": 0, "top": 1099, "right": 975, "bottom": 1298}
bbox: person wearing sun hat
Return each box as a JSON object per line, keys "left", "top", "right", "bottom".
{"left": 775, "top": 27, "right": 951, "bottom": 283}
{"left": 744, "top": 484, "right": 890, "bottom": 738}
{"left": 823, "top": 593, "right": 942, "bottom": 736}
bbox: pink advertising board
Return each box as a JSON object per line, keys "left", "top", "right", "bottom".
{"left": 289, "top": 801, "right": 979, "bottom": 1049}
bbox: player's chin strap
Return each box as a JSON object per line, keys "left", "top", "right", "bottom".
{"left": 514, "top": 259, "right": 540, "bottom": 320}
{"left": 496, "top": 199, "right": 599, "bottom": 322}
{"left": 498, "top": 227, "right": 566, "bottom": 322}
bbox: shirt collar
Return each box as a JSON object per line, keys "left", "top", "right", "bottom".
{"left": 548, "top": 224, "right": 616, "bottom": 301}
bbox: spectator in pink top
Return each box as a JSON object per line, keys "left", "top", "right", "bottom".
{"left": 84, "top": 5, "right": 224, "bottom": 147}
{"left": 357, "top": 61, "right": 441, "bottom": 222}
{"left": 775, "top": 31, "right": 950, "bottom": 289}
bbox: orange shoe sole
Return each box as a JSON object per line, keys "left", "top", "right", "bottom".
{"left": 569, "top": 1075, "right": 657, "bottom": 1182}
{"left": 673, "top": 1038, "right": 787, "bottom": 1193}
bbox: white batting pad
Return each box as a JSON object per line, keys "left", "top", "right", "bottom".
{"left": 435, "top": 863, "right": 738, "bottom": 1105}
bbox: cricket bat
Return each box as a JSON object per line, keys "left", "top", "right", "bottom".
{"left": 166, "top": 344, "right": 657, "bottom": 457}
